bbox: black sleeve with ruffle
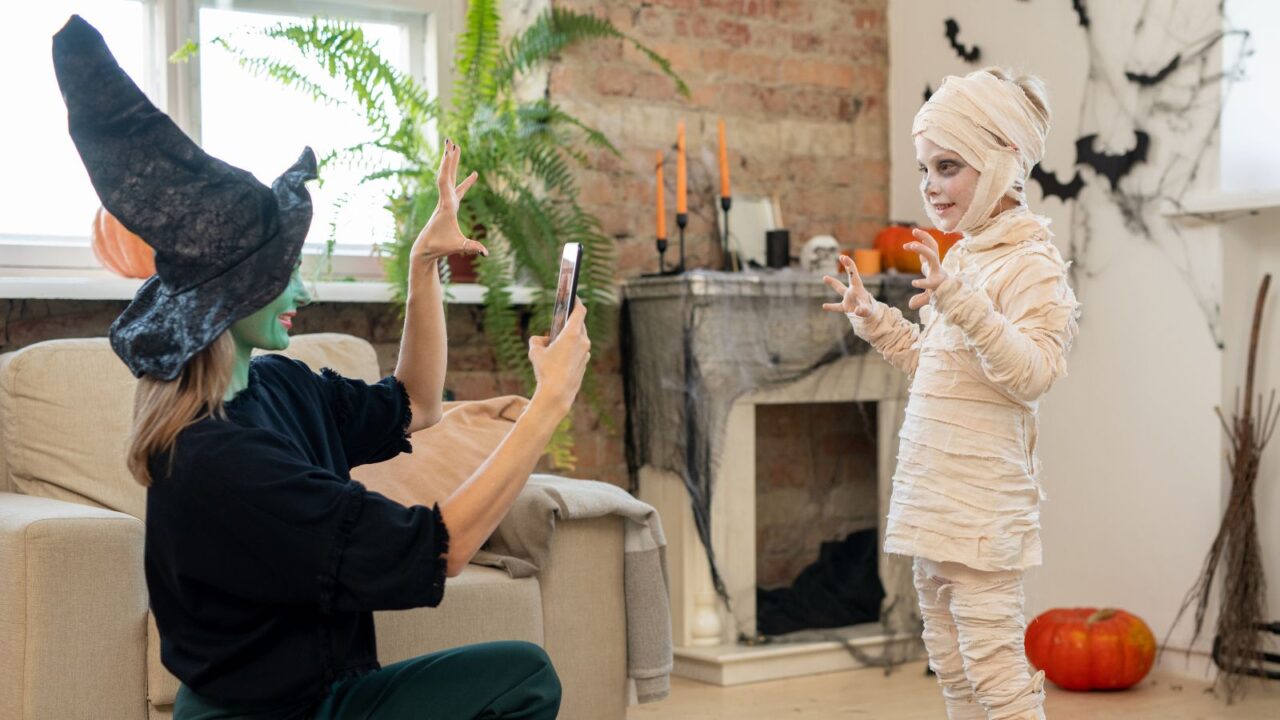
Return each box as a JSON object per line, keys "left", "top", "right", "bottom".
{"left": 316, "top": 366, "right": 414, "bottom": 467}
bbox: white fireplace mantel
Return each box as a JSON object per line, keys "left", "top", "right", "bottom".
{"left": 624, "top": 270, "right": 925, "bottom": 685}
{"left": 637, "top": 344, "right": 922, "bottom": 685}
{"left": 1160, "top": 190, "right": 1280, "bottom": 220}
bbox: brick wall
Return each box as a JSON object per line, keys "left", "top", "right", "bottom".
{"left": 755, "top": 402, "right": 879, "bottom": 589}
{"left": 2, "top": 0, "right": 888, "bottom": 489}
{"left": 550, "top": 0, "right": 890, "bottom": 273}
{"left": 548, "top": 0, "right": 890, "bottom": 486}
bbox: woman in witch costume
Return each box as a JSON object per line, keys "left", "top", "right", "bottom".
{"left": 54, "top": 16, "right": 588, "bottom": 719}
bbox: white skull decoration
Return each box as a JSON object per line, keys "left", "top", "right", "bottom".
{"left": 800, "top": 235, "right": 840, "bottom": 273}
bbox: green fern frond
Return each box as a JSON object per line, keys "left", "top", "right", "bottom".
{"left": 517, "top": 100, "right": 619, "bottom": 157}
{"left": 218, "top": 19, "right": 438, "bottom": 150}
{"left": 498, "top": 8, "right": 689, "bottom": 97}
{"left": 545, "top": 415, "right": 577, "bottom": 470}
{"left": 213, "top": 39, "right": 345, "bottom": 110}
{"left": 521, "top": 145, "right": 578, "bottom": 197}
{"left": 384, "top": 186, "right": 441, "bottom": 305}
{"left": 169, "top": 39, "right": 199, "bottom": 63}
{"left": 472, "top": 233, "right": 535, "bottom": 392}
{"left": 453, "top": 0, "right": 503, "bottom": 124}
{"left": 527, "top": 286, "right": 556, "bottom": 339}
{"left": 206, "top": 3, "right": 687, "bottom": 468}
{"left": 359, "top": 166, "right": 426, "bottom": 185}
{"left": 311, "top": 192, "right": 352, "bottom": 281}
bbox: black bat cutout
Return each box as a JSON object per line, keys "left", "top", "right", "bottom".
{"left": 1125, "top": 54, "right": 1181, "bottom": 86}
{"left": 1072, "top": 0, "right": 1090, "bottom": 28}
{"left": 1030, "top": 164, "right": 1085, "bottom": 201}
{"left": 924, "top": 84, "right": 934, "bottom": 104}
{"left": 1075, "top": 131, "right": 1150, "bottom": 191}
{"left": 944, "top": 19, "right": 981, "bottom": 63}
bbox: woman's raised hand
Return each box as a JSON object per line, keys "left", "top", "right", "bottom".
{"left": 905, "top": 228, "right": 949, "bottom": 310}
{"left": 823, "top": 254, "right": 876, "bottom": 318}
{"left": 411, "top": 138, "right": 488, "bottom": 264}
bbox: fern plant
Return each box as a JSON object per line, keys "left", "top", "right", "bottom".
{"left": 193, "top": 2, "right": 687, "bottom": 467}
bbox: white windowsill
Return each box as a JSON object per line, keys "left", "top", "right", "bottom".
{"left": 1161, "top": 190, "right": 1280, "bottom": 218}
{"left": 0, "top": 275, "right": 536, "bottom": 305}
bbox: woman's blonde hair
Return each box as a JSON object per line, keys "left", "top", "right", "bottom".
{"left": 127, "top": 332, "right": 236, "bottom": 486}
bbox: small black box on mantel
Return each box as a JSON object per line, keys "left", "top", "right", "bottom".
{"left": 766, "top": 229, "right": 790, "bottom": 268}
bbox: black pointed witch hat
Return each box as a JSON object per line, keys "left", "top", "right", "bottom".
{"left": 52, "top": 15, "right": 318, "bottom": 380}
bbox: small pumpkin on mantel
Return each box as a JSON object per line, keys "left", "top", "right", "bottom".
{"left": 92, "top": 206, "right": 156, "bottom": 279}
{"left": 873, "top": 223, "right": 962, "bottom": 274}
{"left": 1025, "top": 607, "right": 1157, "bottom": 691}
{"left": 873, "top": 224, "right": 915, "bottom": 271}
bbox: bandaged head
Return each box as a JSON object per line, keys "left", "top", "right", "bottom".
{"left": 913, "top": 70, "right": 1050, "bottom": 235}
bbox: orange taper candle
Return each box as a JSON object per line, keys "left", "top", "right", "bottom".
{"left": 676, "top": 120, "right": 688, "bottom": 215}
{"left": 655, "top": 151, "right": 667, "bottom": 239}
{"left": 718, "top": 119, "right": 730, "bottom": 198}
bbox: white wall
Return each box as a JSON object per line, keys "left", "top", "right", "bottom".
{"left": 1221, "top": 210, "right": 1280, "bottom": 646}
{"left": 888, "top": 0, "right": 1244, "bottom": 662}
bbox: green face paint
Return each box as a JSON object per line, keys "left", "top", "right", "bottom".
{"left": 225, "top": 265, "right": 311, "bottom": 400}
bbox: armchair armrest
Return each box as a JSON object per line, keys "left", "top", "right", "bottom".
{"left": 537, "top": 515, "right": 627, "bottom": 720}
{"left": 0, "top": 492, "right": 148, "bottom": 720}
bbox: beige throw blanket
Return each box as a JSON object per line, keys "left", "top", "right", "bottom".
{"left": 352, "top": 402, "right": 674, "bottom": 704}
{"left": 473, "top": 475, "right": 673, "bottom": 704}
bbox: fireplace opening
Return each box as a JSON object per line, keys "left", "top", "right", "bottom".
{"left": 754, "top": 401, "right": 885, "bottom": 636}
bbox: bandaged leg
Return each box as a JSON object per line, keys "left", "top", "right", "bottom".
{"left": 919, "top": 558, "right": 1047, "bottom": 720}
{"left": 914, "top": 558, "right": 987, "bottom": 720}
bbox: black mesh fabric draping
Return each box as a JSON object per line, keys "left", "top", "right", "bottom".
{"left": 622, "top": 270, "right": 918, "bottom": 613}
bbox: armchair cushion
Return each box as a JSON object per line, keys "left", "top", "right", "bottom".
{"left": 351, "top": 396, "right": 526, "bottom": 509}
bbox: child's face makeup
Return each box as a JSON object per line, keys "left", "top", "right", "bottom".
{"left": 915, "top": 135, "right": 979, "bottom": 233}
{"left": 230, "top": 264, "right": 311, "bottom": 352}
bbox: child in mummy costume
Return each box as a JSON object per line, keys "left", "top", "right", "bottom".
{"left": 824, "top": 68, "right": 1082, "bottom": 720}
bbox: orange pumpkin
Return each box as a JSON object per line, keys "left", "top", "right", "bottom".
{"left": 928, "top": 227, "right": 963, "bottom": 261}
{"left": 1025, "top": 608, "right": 1156, "bottom": 691}
{"left": 873, "top": 224, "right": 914, "bottom": 271}
{"left": 875, "top": 223, "right": 961, "bottom": 274}
{"left": 92, "top": 207, "right": 156, "bottom": 279}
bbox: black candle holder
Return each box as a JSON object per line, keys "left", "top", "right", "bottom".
{"left": 676, "top": 212, "right": 688, "bottom": 273}
{"left": 719, "top": 196, "right": 734, "bottom": 271}
{"left": 656, "top": 236, "right": 668, "bottom": 273}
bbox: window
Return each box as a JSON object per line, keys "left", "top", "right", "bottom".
{"left": 2, "top": 1, "right": 148, "bottom": 245}
{"left": 0, "top": 0, "right": 456, "bottom": 278}
{"left": 199, "top": 2, "right": 415, "bottom": 260}
{"left": 1222, "top": 0, "right": 1280, "bottom": 193}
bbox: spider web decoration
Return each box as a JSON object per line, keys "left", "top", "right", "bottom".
{"left": 1063, "top": 3, "right": 1251, "bottom": 347}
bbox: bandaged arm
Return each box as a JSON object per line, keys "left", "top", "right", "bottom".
{"left": 931, "top": 253, "right": 1080, "bottom": 403}
{"left": 847, "top": 302, "right": 921, "bottom": 379}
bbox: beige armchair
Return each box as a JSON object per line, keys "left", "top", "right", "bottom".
{"left": 0, "top": 333, "right": 627, "bottom": 720}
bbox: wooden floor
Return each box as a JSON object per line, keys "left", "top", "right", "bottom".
{"left": 627, "top": 661, "right": 1280, "bottom": 719}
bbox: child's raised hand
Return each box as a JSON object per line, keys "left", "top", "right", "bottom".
{"left": 906, "top": 229, "right": 949, "bottom": 311}
{"left": 823, "top": 255, "right": 875, "bottom": 318}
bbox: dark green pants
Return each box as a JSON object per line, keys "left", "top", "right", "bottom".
{"left": 175, "top": 641, "right": 562, "bottom": 720}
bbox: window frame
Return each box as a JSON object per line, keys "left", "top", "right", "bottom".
{"left": 2, "top": 0, "right": 458, "bottom": 282}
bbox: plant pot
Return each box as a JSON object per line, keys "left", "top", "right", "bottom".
{"left": 447, "top": 253, "right": 479, "bottom": 283}
{"left": 447, "top": 223, "right": 487, "bottom": 283}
